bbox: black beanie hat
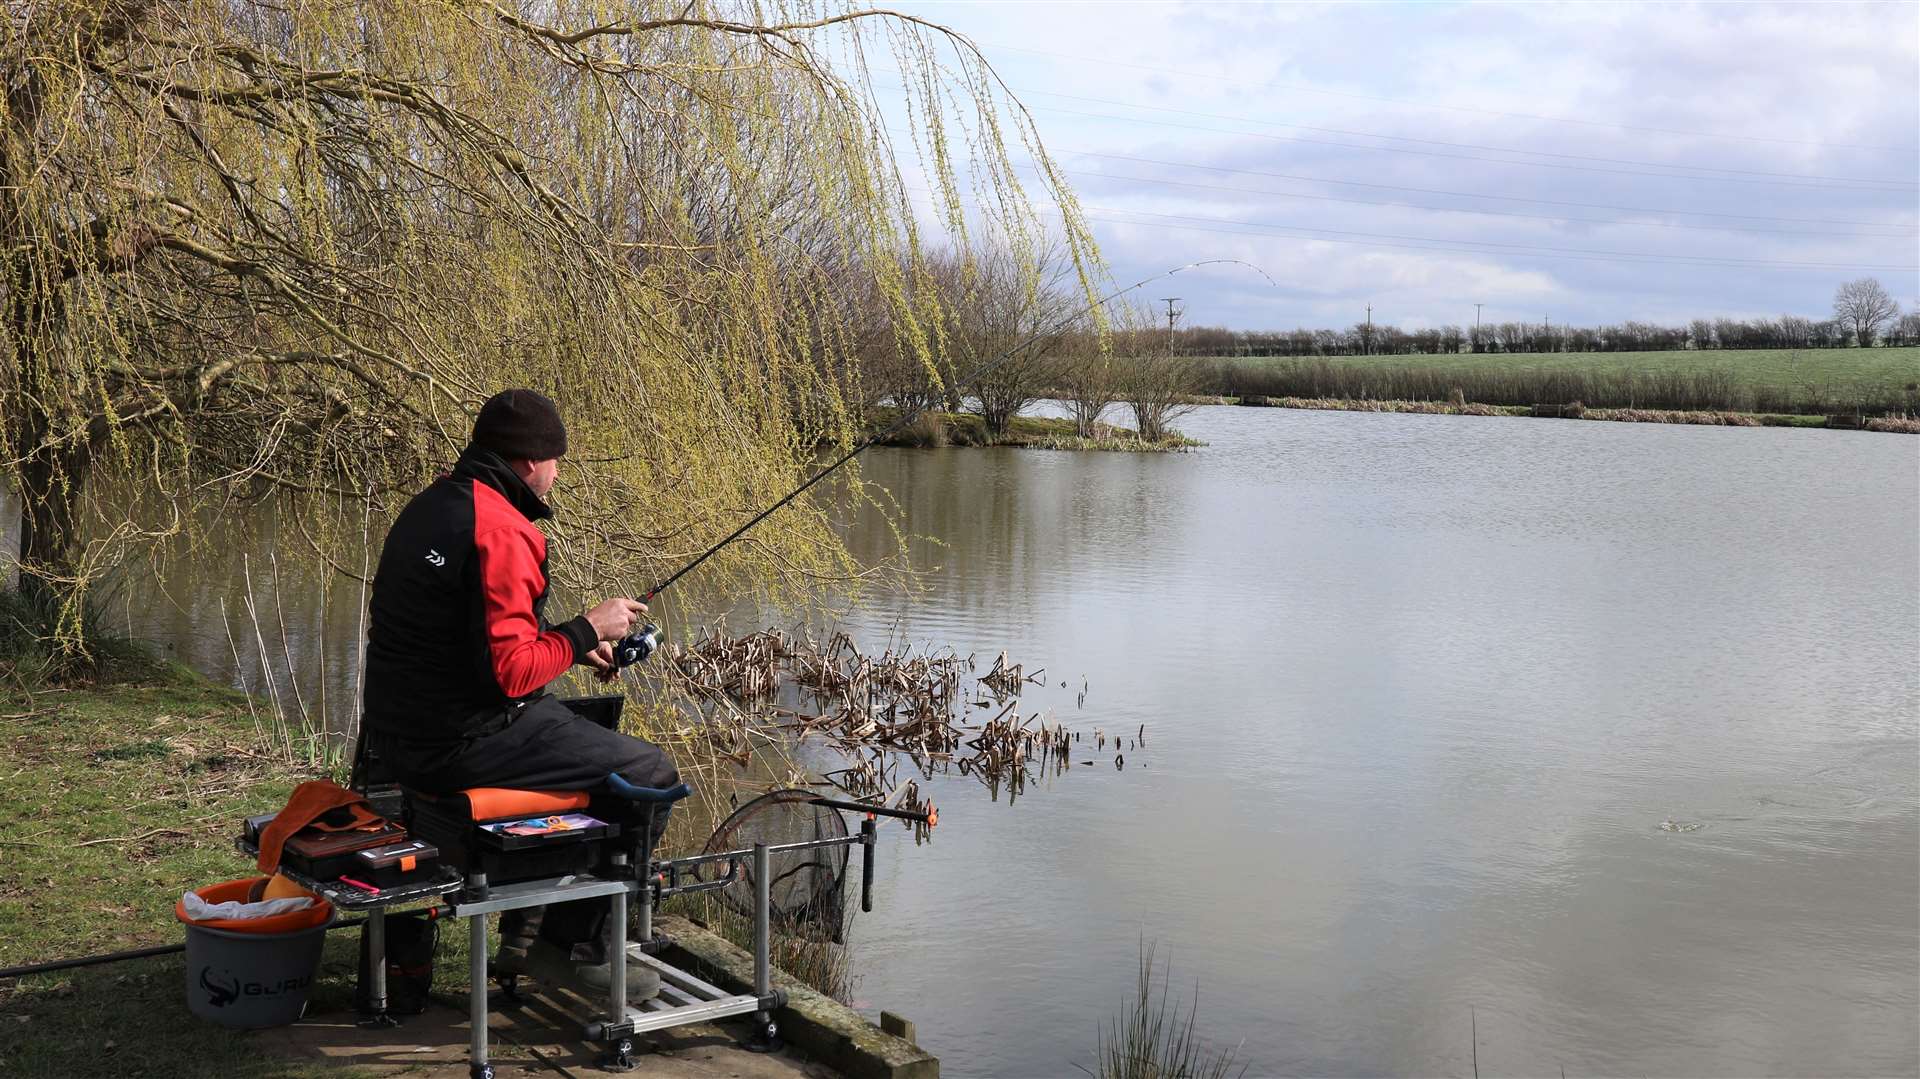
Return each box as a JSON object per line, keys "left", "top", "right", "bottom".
{"left": 471, "top": 389, "right": 568, "bottom": 460}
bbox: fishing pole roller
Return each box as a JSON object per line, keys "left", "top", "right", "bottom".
{"left": 613, "top": 623, "right": 662, "bottom": 667}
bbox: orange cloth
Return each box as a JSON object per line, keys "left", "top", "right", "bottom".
{"left": 254, "top": 779, "right": 381, "bottom": 873}
{"left": 261, "top": 873, "right": 314, "bottom": 902}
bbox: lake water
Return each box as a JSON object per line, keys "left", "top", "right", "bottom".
{"left": 14, "top": 405, "right": 1916, "bottom": 1076}
{"left": 829, "top": 408, "right": 1918, "bottom": 1078}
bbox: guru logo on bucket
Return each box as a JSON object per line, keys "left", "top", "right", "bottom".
{"left": 199, "top": 965, "right": 310, "bottom": 1006}
{"left": 199, "top": 966, "right": 240, "bottom": 1007}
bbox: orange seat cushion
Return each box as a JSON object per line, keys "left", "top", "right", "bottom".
{"left": 460, "top": 787, "right": 590, "bottom": 822}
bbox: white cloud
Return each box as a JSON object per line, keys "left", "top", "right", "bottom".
{"left": 890, "top": 0, "right": 1920, "bottom": 329}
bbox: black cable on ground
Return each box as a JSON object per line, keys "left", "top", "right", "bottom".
{"left": 0, "top": 915, "right": 375, "bottom": 980}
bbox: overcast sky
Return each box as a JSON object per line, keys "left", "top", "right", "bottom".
{"left": 880, "top": 1, "right": 1919, "bottom": 332}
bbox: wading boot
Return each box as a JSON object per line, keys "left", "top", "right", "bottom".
{"left": 499, "top": 937, "right": 662, "bottom": 1001}
{"left": 491, "top": 905, "right": 545, "bottom": 989}
{"left": 496, "top": 894, "right": 663, "bottom": 1000}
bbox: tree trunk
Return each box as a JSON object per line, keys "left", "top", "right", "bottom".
{"left": 978, "top": 398, "right": 1015, "bottom": 440}
{"left": 12, "top": 397, "right": 90, "bottom": 607}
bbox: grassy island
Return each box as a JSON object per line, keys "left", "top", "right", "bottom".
{"left": 864, "top": 409, "right": 1201, "bottom": 451}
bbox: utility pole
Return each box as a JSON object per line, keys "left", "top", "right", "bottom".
{"left": 1473, "top": 303, "right": 1484, "bottom": 354}
{"left": 1159, "top": 297, "right": 1182, "bottom": 358}
{"left": 1365, "top": 303, "right": 1373, "bottom": 355}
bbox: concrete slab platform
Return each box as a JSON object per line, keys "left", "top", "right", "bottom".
{"left": 256, "top": 984, "right": 832, "bottom": 1078}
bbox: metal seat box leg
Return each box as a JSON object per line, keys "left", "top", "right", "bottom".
{"left": 469, "top": 910, "right": 491, "bottom": 1079}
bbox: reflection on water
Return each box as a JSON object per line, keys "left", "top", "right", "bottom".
{"left": 13, "top": 408, "right": 1917, "bottom": 1076}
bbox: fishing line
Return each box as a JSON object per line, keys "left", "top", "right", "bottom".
{"left": 640, "top": 258, "right": 1275, "bottom": 603}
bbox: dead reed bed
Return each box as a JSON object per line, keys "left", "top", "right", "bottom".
{"left": 659, "top": 628, "right": 1133, "bottom": 810}
{"left": 1581, "top": 407, "right": 1759, "bottom": 426}
{"left": 1236, "top": 396, "right": 1915, "bottom": 432}
{"left": 1243, "top": 396, "right": 1517, "bottom": 417}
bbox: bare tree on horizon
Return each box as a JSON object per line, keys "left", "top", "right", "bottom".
{"left": 1831, "top": 278, "right": 1900, "bottom": 347}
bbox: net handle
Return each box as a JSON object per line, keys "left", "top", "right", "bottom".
{"left": 808, "top": 795, "right": 936, "bottom": 827}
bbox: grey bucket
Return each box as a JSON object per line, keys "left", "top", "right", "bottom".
{"left": 181, "top": 913, "right": 333, "bottom": 1028}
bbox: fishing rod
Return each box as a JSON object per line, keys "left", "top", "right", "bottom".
{"left": 612, "top": 257, "right": 1276, "bottom": 665}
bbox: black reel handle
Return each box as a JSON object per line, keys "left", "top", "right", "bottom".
{"left": 861, "top": 817, "right": 876, "bottom": 913}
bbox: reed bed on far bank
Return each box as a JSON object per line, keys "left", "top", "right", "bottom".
{"left": 1240, "top": 396, "right": 1522, "bottom": 418}
{"left": 1866, "top": 414, "right": 1920, "bottom": 433}
{"left": 1203, "top": 358, "right": 1918, "bottom": 416}
{"left": 1235, "top": 395, "right": 1909, "bottom": 431}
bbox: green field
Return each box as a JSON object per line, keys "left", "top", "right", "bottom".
{"left": 1202, "top": 347, "right": 1920, "bottom": 395}
{"left": 1194, "top": 346, "right": 1920, "bottom": 414}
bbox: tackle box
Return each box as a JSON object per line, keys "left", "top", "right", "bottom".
{"left": 279, "top": 820, "right": 411, "bottom": 880}
{"left": 349, "top": 838, "right": 443, "bottom": 888}
{"left": 405, "top": 794, "right": 620, "bottom": 885}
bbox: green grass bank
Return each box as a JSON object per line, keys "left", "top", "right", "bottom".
{"left": 1204, "top": 346, "right": 1920, "bottom": 393}
{"left": 0, "top": 656, "right": 369, "bottom": 1077}
{"left": 0, "top": 631, "right": 889, "bottom": 1075}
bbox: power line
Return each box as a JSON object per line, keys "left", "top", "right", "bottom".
{"left": 872, "top": 74, "right": 1911, "bottom": 193}
{"left": 1014, "top": 87, "right": 1918, "bottom": 187}
{"left": 964, "top": 38, "right": 1920, "bottom": 154}
{"left": 1020, "top": 100, "right": 1913, "bottom": 193}
{"left": 1031, "top": 161, "right": 1915, "bottom": 239}
{"left": 1050, "top": 148, "right": 1917, "bottom": 230}
{"left": 1070, "top": 201, "right": 1919, "bottom": 270}
{"left": 880, "top": 122, "right": 1917, "bottom": 230}
{"left": 903, "top": 190, "right": 1920, "bottom": 273}
{"left": 867, "top": 69, "right": 1916, "bottom": 185}
{"left": 1076, "top": 208, "right": 1915, "bottom": 272}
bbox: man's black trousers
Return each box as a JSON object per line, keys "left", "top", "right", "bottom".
{"left": 373, "top": 694, "right": 680, "bottom": 953}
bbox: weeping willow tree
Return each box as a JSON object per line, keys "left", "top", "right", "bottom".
{"left": 0, "top": 0, "right": 1098, "bottom": 639}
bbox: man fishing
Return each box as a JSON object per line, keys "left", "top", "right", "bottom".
{"left": 361, "top": 388, "right": 677, "bottom": 1000}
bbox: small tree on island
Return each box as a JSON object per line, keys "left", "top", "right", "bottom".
{"left": 1114, "top": 304, "right": 1197, "bottom": 443}
{"left": 941, "top": 242, "right": 1084, "bottom": 442}
{"left": 1057, "top": 322, "right": 1119, "bottom": 438}
{"left": 1833, "top": 277, "right": 1900, "bottom": 347}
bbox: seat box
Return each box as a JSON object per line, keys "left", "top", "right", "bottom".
{"left": 405, "top": 793, "right": 619, "bottom": 885}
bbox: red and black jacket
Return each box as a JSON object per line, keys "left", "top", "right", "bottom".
{"left": 361, "top": 447, "right": 597, "bottom": 745}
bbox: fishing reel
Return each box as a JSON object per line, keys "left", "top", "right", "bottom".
{"left": 612, "top": 623, "right": 662, "bottom": 667}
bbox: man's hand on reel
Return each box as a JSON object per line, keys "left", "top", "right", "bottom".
{"left": 581, "top": 597, "right": 662, "bottom": 674}
{"left": 582, "top": 641, "right": 619, "bottom": 683}
{"left": 581, "top": 598, "right": 647, "bottom": 682}
{"left": 586, "top": 597, "right": 647, "bottom": 641}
